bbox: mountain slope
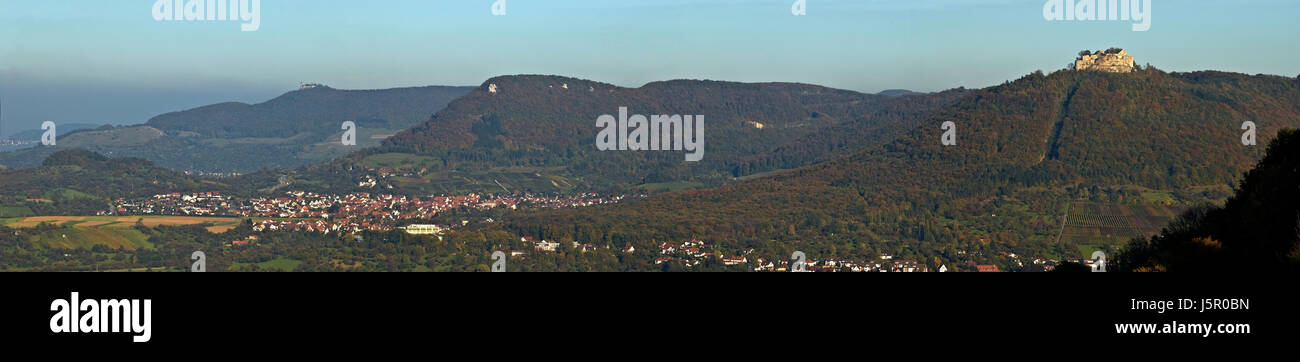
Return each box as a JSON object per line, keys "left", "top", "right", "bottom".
{"left": 463, "top": 68, "right": 1300, "bottom": 269}
{"left": 292, "top": 75, "right": 968, "bottom": 194}
{"left": 0, "top": 149, "right": 225, "bottom": 216}
{"left": 0, "top": 123, "right": 100, "bottom": 153}
{"left": 0, "top": 85, "right": 474, "bottom": 173}
{"left": 2, "top": 123, "right": 99, "bottom": 142}
{"left": 146, "top": 85, "right": 474, "bottom": 138}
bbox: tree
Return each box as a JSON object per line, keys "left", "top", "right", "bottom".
{"left": 1117, "top": 128, "right": 1300, "bottom": 272}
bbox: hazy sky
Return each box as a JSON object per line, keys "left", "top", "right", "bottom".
{"left": 2, "top": 0, "right": 1297, "bottom": 136}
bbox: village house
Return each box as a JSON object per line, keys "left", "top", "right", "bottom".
{"left": 721, "top": 256, "right": 747, "bottom": 266}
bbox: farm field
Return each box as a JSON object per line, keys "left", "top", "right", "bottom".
{"left": 0, "top": 205, "right": 37, "bottom": 218}
{"left": 1059, "top": 202, "right": 1187, "bottom": 251}
{"left": 0, "top": 215, "right": 243, "bottom": 249}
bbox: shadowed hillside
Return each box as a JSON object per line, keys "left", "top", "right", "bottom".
{"left": 1117, "top": 128, "right": 1300, "bottom": 272}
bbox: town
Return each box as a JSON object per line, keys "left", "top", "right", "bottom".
{"left": 638, "top": 239, "right": 1086, "bottom": 272}
{"left": 113, "top": 191, "right": 639, "bottom": 234}
{"left": 0, "top": 139, "right": 39, "bottom": 148}
{"left": 108, "top": 191, "right": 1097, "bottom": 272}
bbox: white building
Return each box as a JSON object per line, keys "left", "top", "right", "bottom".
{"left": 403, "top": 224, "right": 443, "bottom": 235}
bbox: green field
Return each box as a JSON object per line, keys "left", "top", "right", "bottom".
{"left": 0, "top": 205, "right": 35, "bottom": 218}
{"left": 231, "top": 257, "right": 303, "bottom": 272}
{"left": 1140, "top": 191, "right": 1176, "bottom": 204}
{"left": 43, "top": 188, "right": 98, "bottom": 201}
{"left": 29, "top": 227, "right": 141, "bottom": 250}
{"left": 734, "top": 168, "right": 793, "bottom": 181}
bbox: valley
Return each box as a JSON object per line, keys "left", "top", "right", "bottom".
{"left": 2, "top": 67, "right": 1297, "bottom": 272}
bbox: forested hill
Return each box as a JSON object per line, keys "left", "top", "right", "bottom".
{"left": 146, "top": 85, "right": 475, "bottom": 138}
{"left": 0, "top": 85, "right": 475, "bottom": 173}
{"left": 300, "top": 75, "right": 968, "bottom": 194}
{"left": 0, "top": 149, "right": 226, "bottom": 215}
{"left": 471, "top": 68, "right": 1300, "bottom": 267}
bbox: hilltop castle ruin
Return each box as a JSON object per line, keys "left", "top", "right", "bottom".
{"left": 1073, "top": 48, "right": 1136, "bottom": 73}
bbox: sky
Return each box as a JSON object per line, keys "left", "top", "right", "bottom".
{"left": 1, "top": 0, "right": 1297, "bottom": 136}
